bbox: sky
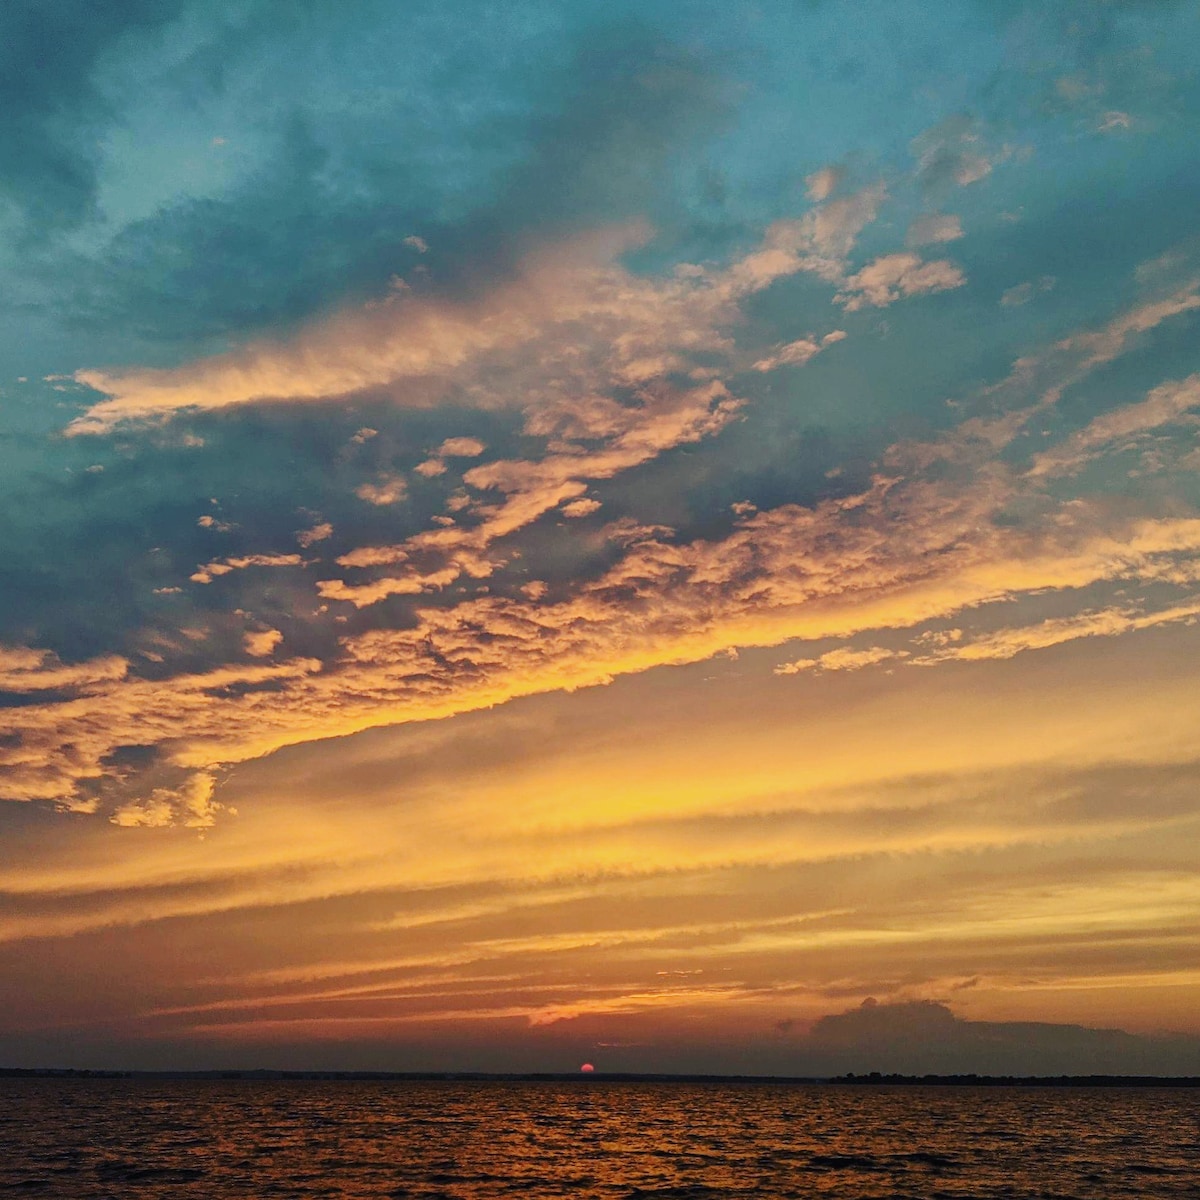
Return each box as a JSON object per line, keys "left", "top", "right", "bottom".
{"left": 2, "top": 0, "right": 1200, "bottom": 1076}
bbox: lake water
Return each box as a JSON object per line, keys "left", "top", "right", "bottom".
{"left": 1, "top": 1079, "right": 1196, "bottom": 1198}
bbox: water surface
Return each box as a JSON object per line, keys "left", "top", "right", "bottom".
{"left": 1, "top": 1079, "right": 1197, "bottom": 1198}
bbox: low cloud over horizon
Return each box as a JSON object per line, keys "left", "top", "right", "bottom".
{"left": 794, "top": 999, "right": 1200, "bottom": 1078}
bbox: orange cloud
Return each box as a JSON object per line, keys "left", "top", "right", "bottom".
{"left": 324, "top": 381, "right": 741, "bottom": 605}
{"left": 190, "top": 553, "right": 304, "bottom": 585}
{"left": 69, "top": 187, "right": 891, "bottom": 437}
{"left": 0, "top": 647, "right": 128, "bottom": 693}
{"left": 296, "top": 522, "right": 333, "bottom": 548}
{"left": 6, "top": 447, "right": 1199, "bottom": 815}
{"left": 355, "top": 476, "right": 408, "bottom": 506}
{"left": 110, "top": 772, "right": 221, "bottom": 829}
{"left": 13, "top": 234, "right": 1200, "bottom": 827}
{"left": 243, "top": 629, "right": 284, "bottom": 658}
{"left": 437, "top": 437, "right": 487, "bottom": 458}
{"left": 776, "top": 646, "right": 906, "bottom": 675}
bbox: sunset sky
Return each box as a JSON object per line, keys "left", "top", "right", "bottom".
{"left": 3, "top": 0, "right": 1200, "bottom": 1075}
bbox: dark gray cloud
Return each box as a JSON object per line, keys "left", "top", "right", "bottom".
{"left": 50, "top": 17, "right": 726, "bottom": 354}
{"left": 799, "top": 998, "right": 1200, "bottom": 1076}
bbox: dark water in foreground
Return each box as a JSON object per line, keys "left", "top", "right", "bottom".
{"left": 1, "top": 1080, "right": 1197, "bottom": 1198}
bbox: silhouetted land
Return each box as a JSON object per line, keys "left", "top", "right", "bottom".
{"left": 2, "top": 1068, "right": 1197, "bottom": 1086}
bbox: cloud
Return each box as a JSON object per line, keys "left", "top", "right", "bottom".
{"left": 911, "top": 117, "right": 1008, "bottom": 191}
{"left": 1054, "top": 289, "right": 1200, "bottom": 374}
{"left": 8, "top": 447, "right": 1200, "bottom": 814}
{"left": 1001, "top": 276, "right": 1056, "bottom": 307}
{"left": 413, "top": 458, "right": 448, "bottom": 478}
{"left": 68, "top": 223, "right": 667, "bottom": 433}
{"left": 437, "top": 437, "right": 486, "bottom": 458}
{"left": 752, "top": 330, "right": 845, "bottom": 373}
{"left": 0, "top": 656, "right": 322, "bottom": 803}
{"left": 0, "top": 0, "right": 190, "bottom": 233}
{"left": 278, "top": 186, "right": 891, "bottom": 616}
{"left": 190, "top": 553, "right": 304, "bottom": 585}
{"left": 8, "top": 277, "right": 1200, "bottom": 816}
{"left": 7, "top": 5, "right": 1200, "bottom": 1073}
{"left": 1029, "top": 372, "right": 1200, "bottom": 477}
{"left": 805, "top": 601, "right": 1200, "bottom": 677}
{"left": 244, "top": 629, "right": 283, "bottom": 658}
{"left": 356, "top": 476, "right": 408, "bottom": 506}
{"left": 561, "top": 498, "right": 602, "bottom": 518}
{"left": 801, "top": 998, "right": 1200, "bottom": 1075}
{"left": 12, "top": 204, "right": 1200, "bottom": 824}
{"left": 323, "top": 380, "right": 743, "bottom": 605}
{"left": 725, "top": 184, "right": 887, "bottom": 292}
{"left": 775, "top": 646, "right": 906, "bottom": 675}
{"left": 69, "top": 178, "right": 891, "bottom": 437}
{"left": 914, "top": 602, "right": 1200, "bottom": 665}
{"left": 50, "top": 18, "right": 729, "bottom": 356}
{"left": 0, "top": 646, "right": 128, "bottom": 694}
{"left": 110, "top": 771, "right": 222, "bottom": 830}
{"left": 9, "top": 801, "right": 1197, "bottom": 1055}
{"left": 69, "top": 226, "right": 650, "bottom": 432}
{"left": 296, "top": 522, "right": 333, "bottom": 548}
{"left": 836, "top": 254, "right": 965, "bottom": 311}
{"left": 805, "top": 164, "right": 844, "bottom": 202}
{"left": 906, "top": 213, "right": 963, "bottom": 246}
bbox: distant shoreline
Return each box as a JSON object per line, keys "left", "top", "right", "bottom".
{"left": 2, "top": 1068, "right": 1197, "bottom": 1087}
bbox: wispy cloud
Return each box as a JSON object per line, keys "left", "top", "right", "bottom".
{"left": 1029, "top": 372, "right": 1200, "bottom": 477}
{"left": 69, "top": 183, "right": 892, "bottom": 437}
{"left": 0, "top": 647, "right": 128, "bottom": 694}
{"left": 836, "top": 253, "right": 965, "bottom": 311}
{"left": 776, "top": 646, "right": 905, "bottom": 675}
{"left": 7, "top": 263, "right": 1200, "bottom": 817}
{"left": 190, "top": 553, "right": 304, "bottom": 585}
{"left": 906, "top": 213, "right": 964, "bottom": 247}
{"left": 911, "top": 116, "right": 1011, "bottom": 191}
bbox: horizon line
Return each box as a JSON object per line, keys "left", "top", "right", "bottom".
{"left": 3, "top": 1067, "right": 1199, "bottom": 1088}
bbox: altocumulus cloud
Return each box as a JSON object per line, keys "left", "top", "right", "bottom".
{"left": 5, "top": 260, "right": 1200, "bottom": 820}
{"left": 2, "top": 0, "right": 1200, "bottom": 842}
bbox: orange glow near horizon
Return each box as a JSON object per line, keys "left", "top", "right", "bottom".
{"left": 3, "top": 619, "right": 1199, "bottom": 1071}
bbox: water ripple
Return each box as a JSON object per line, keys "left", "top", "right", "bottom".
{"left": 1, "top": 1080, "right": 1197, "bottom": 1198}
